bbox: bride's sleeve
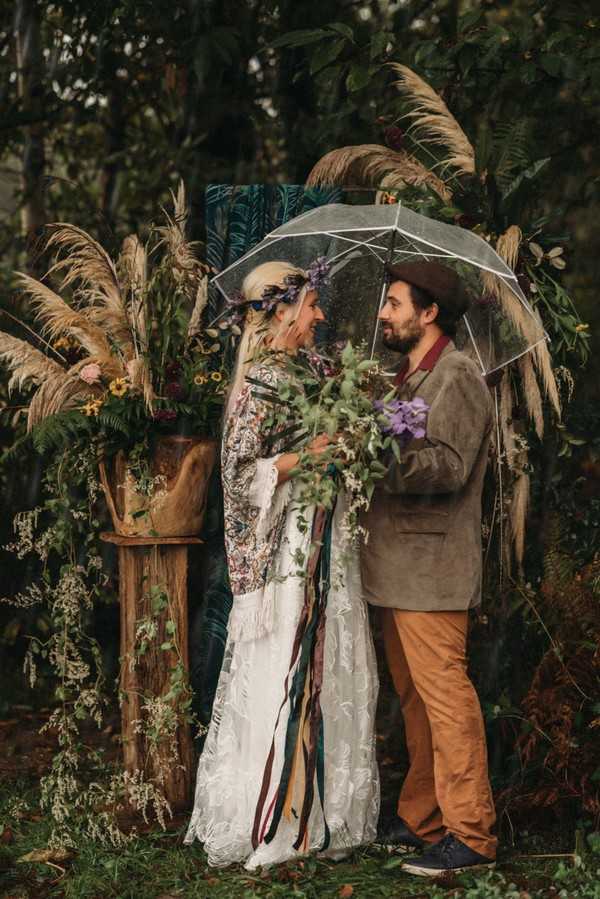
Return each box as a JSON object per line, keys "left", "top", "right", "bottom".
{"left": 222, "top": 381, "right": 292, "bottom": 537}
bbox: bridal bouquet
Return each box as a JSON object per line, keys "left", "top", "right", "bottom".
{"left": 257, "top": 342, "right": 429, "bottom": 542}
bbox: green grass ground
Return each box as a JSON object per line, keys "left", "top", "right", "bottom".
{"left": 1, "top": 779, "right": 600, "bottom": 899}
{"left": 1, "top": 708, "right": 599, "bottom": 899}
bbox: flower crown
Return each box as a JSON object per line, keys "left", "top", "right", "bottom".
{"left": 228, "top": 257, "right": 330, "bottom": 316}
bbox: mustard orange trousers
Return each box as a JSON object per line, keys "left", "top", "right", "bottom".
{"left": 381, "top": 608, "right": 497, "bottom": 859}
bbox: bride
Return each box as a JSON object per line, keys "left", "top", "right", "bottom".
{"left": 185, "top": 259, "right": 379, "bottom": 869}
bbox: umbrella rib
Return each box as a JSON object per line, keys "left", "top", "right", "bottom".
{"left": 369, "top": 276, "right": 389, "bottom": 359}
{"left": 369, "top": 205, "right": 402, "bottom": 359}
{"left": 321, "top": 232, "right": 389, "bottom": 253}
{"left": 394, "top": 248, "right": 454, "bottom": 261}
{"left": 206, "top": 282, "right": 233, "bottom": 328}
{"left": 392, "top": 223, "right": 514, "bottom": 278}
{"left": 484, "top": 335, "right": 549, "bottom": 375}
{"left": 327, "top": 231, "right": 392, "bottom": 266}
{"left": 462, "top": 314, "right": 486, "bottom": 374}
{"left": 272, "top": 225, "right": 393, "bottom": 237}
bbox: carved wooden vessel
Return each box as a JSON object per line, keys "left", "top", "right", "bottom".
{"left": 99, "top": 435, "right": 217, "bottom": 537}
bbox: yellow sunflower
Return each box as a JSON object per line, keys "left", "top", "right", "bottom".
{"left": 210, "top": 371, "right": 223, "bottom": 383}
{"left": 82, "top": 398, "right": 104, "bottom": 417}
{"left": 109, "top": 377, "right": 128, "bottom": 397}
{"left": 194, "top": 373, "right": 208, "bottom": 386}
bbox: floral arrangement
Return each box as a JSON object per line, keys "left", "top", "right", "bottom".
{"left": 0, "top": 184, "right": 231, "bottom": 847}
{"left": 258, "top": 341, "right": 428, "bottom": 542}
{"left": 0, "top": 183, "right": 229, "bottom": 466}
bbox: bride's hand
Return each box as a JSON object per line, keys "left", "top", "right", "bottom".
{"left": 276, "top": 434, "right": 336, "bottom": 485}
{"left": 306, "top": 433, "right": 333, "bottom": 457}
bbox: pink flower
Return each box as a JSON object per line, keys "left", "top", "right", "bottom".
{"left": 79, "top": 363, "right": 102, "bottom": 385}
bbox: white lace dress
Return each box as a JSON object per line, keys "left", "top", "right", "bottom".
{"left": 185, "top": 361, "right": 379, "bottom": 869}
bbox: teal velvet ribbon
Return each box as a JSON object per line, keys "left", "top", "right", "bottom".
{"left": 254, "top": 501, "right": 335, "bottom": 853}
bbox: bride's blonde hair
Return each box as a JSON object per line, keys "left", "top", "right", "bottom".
{"left": 225, "top": 260, "right": 308, "bottom": 418}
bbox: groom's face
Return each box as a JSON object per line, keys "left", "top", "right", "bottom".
{"left": 379, "top": 281, "right": 426, "bottom": 354}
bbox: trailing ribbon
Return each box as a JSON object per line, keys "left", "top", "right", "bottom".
{"left": 251, "top": 501, "right": 335, "bottom": 852}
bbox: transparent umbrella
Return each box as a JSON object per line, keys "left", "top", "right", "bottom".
{"left": 212, "top": 203, "right": 547, "bottom": 375}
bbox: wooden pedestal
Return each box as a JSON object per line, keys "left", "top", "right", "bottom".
{"left": 101, "top": 532, "right": 202, "bottom": 811}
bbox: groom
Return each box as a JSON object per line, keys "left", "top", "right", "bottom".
{"left": 361, "top": 261, "right": 497, "bottom": 876}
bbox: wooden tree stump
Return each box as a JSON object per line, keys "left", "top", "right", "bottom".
{"left": 101, "top": 533, "right": 202, "bottom": 811}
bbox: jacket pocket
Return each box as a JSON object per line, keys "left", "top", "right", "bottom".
{"left": 394, "top": 510, "right": 449, "bottom": 534}
{"left": 392, "top": 531, "right": 447, "bottom": 572}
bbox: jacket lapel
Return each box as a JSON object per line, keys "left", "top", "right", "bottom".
{"left": 404, "top": 369, "right": 430, "bottom": 396}
{"left": 400, "top": 342, "right": 458, "bottom": 399}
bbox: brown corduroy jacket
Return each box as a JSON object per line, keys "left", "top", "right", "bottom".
{"left": 361, "top": 342, "right": 493, "bottom": 611}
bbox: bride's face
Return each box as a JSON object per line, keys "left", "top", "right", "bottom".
{"left": 276, "top": 289, "right": 326, "bottom": 350}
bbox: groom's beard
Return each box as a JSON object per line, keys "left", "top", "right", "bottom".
{"left": 381, "top": 316, "right": 424, "bottom": 354}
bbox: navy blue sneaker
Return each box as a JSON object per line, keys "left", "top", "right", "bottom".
{"left": 401, "top": 833, "right": 495, "bottom": 876}
{"left": 376, "top": 815, "right": 426, "bottom": 852}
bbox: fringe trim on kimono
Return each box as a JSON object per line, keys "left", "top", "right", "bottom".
{"left": 227, "top": 586, "right": 276, "bottom": 644}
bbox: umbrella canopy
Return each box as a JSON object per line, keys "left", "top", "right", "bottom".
{"left": 212, "top": 203, "right": 547, "bottom": 375}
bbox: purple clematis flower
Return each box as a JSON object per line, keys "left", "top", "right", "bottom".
{"left": 307, "top": 256, "right": 330, "bottom": 290}
{"left": 375, "top": 396, "right": 429, "bottom": 447}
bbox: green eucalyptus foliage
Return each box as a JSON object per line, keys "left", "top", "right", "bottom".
{"left": 255, "top": 344, "right": 399, "bottom": 534}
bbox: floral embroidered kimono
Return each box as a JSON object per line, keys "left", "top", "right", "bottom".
{"left": 185, "top": 358, "right": 379, "bottom": 869}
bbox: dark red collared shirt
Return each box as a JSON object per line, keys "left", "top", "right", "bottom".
{"left": 394, "top": 335, "right": 451, "bottom": 387}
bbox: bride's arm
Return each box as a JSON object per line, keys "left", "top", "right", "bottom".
{"left": 274, "top": 452, "right": 299, "bottom": 484}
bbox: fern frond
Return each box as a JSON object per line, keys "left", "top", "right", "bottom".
{"left": 1, "top": 430, "right": 32, "bottom": 463}
{"left": 492, "top": 121, "right": 535, "bottom": 191}
{"left": 542, "top": 514, "right": 574, "bottom": 587}
{"left": 30, "top": 409, "right": 91, "bottom": 454}
{"left": 96, "top": 411, "right": 131, "bottom": 436}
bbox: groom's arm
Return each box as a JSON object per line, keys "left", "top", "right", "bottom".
{"left": 382, "top": 365, "right": 492, "bottom": 496}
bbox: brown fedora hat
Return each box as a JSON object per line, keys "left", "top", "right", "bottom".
{"left": 385, "top": 261, "right": 470, "bottom": 318}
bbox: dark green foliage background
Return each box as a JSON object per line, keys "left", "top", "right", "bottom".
{"left": 1, "top": 0, "right": 600, "bottom": 861}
